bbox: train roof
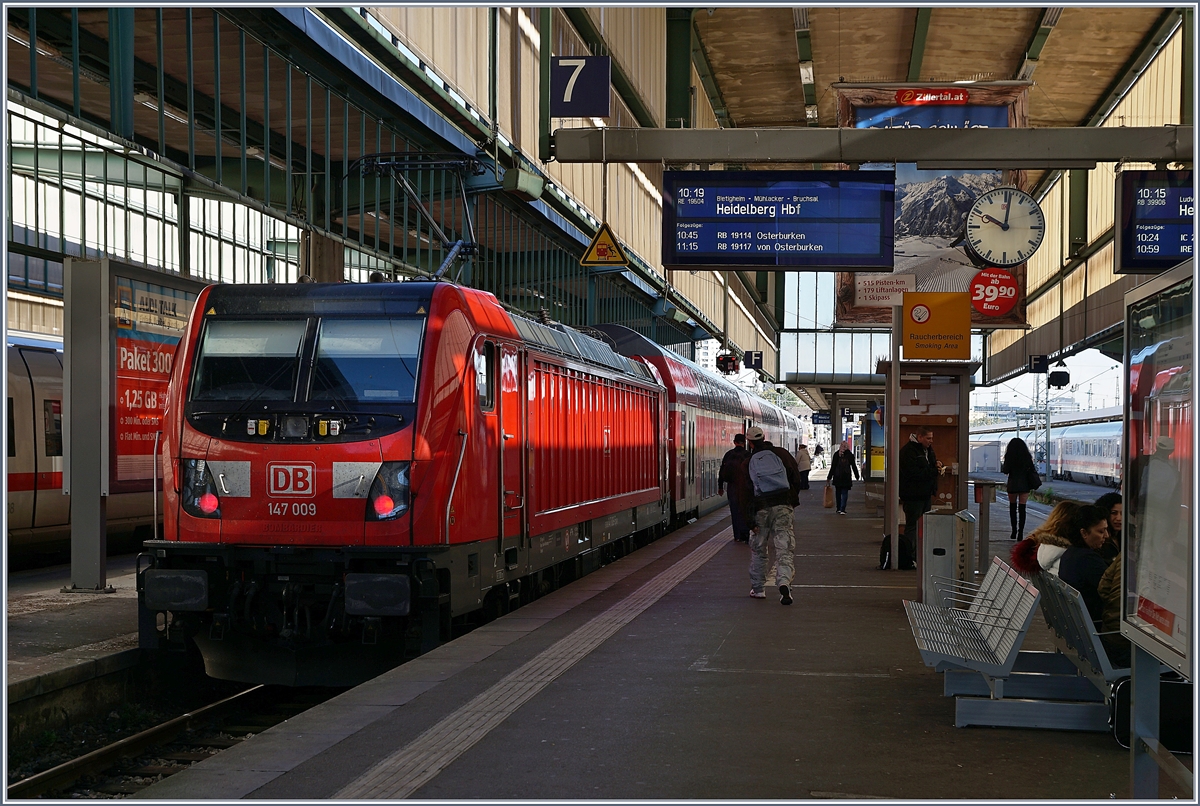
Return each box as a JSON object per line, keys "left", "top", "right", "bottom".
{"left": 592, "top": 323, "right": 792, "bottom": 423}
{"left": 7, "top": 330, "right": 63, "bottom": 351}
{"left": 201, "top": 281, "right": 437, "bottom": 316}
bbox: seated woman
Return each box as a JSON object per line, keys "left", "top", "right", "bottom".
{"left": 1097, "top": 553, "right": 1132, "bottom": 668}
{"left": 1093, "top": 492, "right": 1122, "bottom": 562}
{"left": 1056, "top": 505, "right": 1112, "bottom": 625}
{"left": 1010, "top": 500, "right": 1081, "bottom": 577}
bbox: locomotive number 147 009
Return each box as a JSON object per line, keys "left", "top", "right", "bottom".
{"left": 268, "top": 502, "right": 317, "bottom": 517}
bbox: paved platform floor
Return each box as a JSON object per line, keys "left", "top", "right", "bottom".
{"left": 128, "top": 484, "right": 1187, "bottom": 800}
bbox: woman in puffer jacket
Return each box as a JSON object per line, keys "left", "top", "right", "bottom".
{"left": 1012, "top": 502, "right": 1112, "bottom": 624}
{"left": 1010, "top": 501, "right": 1081, "bottom": 577}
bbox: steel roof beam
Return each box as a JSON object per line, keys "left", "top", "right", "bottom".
{"left": 1016, "top": 7, "right": 1063, "bottom": 81}
{"left": 552, "top": 125, "right": 1192, "bottom": 167}
{"left": 907, "top": 9, "right": 933, "bottom": 82}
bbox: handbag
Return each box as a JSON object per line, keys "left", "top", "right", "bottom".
{"left": 1026, "top": 466, "right": 1043, "bottom": 491}
{"left": 823, "top": 485, "right": 835, "bottom": 508}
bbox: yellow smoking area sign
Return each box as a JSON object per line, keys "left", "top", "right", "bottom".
{"left": 902, "top": 292, "right": 971, "bottom": 359}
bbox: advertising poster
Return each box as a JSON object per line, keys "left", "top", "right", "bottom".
{"left": 834, "top": 84, "right": 1030, "bottom": 327}
{"left": 1123, "top": 266, "right": 1192, "bottom": 667}
{"left": 113, "top": 276, "right": 197, "bottom": 492}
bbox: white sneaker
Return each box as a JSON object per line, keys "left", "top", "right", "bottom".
{"left": 749, "top": 589, "right": 766, "bottom": 599}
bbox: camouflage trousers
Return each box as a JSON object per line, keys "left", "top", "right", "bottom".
{"left": 749, "top": 504, "right": 795, "bottom": 592}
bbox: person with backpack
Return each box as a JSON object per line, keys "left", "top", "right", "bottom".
{"left": 745, "top": 426, "right": 803, "bottom": 605}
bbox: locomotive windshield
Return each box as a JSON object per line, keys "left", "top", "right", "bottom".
{"left": 191, "top": 319, "right": 307, "bottom": 401}
{"left": 310, "top": 318, "right": 421, "bottom": 404}
{"left": 189, "top": 316, "right": 423, "bottom": 409}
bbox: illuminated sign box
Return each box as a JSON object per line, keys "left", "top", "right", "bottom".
{"left": 662, "top": 170, "right": 895, "bottom": 270}
{"left": 1114, "top": 169, "right": 1194, "bottom": 273}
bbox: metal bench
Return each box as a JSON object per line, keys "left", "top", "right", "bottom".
{"left": 905, "top": 557, "right": 1040, "bottom": 691}
{"left": 905, "top": 557, "right": 1111, "bottom": 730}
{"left": 1032, "top": 571, "right": 1130, "bottom": 695}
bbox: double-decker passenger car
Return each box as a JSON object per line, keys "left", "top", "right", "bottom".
{"left": 142, "top": 281, "right": 797, "bottom": 685}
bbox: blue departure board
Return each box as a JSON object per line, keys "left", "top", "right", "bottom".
{"left": 1115, "top": 170, "right": 1194, "bottom": 273}
{"left": 662, "top": 170, "right": 895, "bottom": 270}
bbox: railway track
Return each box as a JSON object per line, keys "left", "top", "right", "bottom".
{"left": 7, "top": 684, "right": 341, "bottom": 798}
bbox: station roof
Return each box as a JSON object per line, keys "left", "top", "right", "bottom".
{"left": 687, "top": 6, "right": 1186, "bottom": 414}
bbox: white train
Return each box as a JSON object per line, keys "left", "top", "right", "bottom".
{"left": 969, "top": 414, "right": 1122, "bottom": 488}
{"left": 7, "top": 332, "right": 155, "bottom": 551}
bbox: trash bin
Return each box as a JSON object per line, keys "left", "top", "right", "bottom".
{"left": 918, "top": 510, "right": 975, "bottom": 605}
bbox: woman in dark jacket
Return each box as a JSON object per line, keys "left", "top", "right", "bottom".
{"left": 827, "top": 441, "right": 859, "bottom": 515}
{"left": 1000, "top": 437, "right": 1039, "bottom": 540}
{"left": 1057, "top": 505, "right": 1114, "bottom": 625}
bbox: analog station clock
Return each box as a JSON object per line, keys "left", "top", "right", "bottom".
{"left": 964, "top": 187, "right": 1046, "bottom": 268}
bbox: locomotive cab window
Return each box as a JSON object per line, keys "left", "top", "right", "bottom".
{"left": 311, "top": 318, "right": 422, "bottom": 405}
{"left": 476, "top": 341, "right": 496, "bottom": 411}
{"left": 43, "top": 400, "right": 62, "bottom": 456}
{"left": 191, "top": 319, "right": 307, "bottom": 402}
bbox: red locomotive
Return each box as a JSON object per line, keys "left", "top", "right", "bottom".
{"left": 141, "top": 281, "right": 798, "bottom": 685}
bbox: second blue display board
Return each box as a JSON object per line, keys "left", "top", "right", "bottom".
{"left": 663, "top": 170, "right": 895, "bottom": 270}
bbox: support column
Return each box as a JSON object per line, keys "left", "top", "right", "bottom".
{"left": 63, "top": 259, "right": 112, "bottom": 592}
{"left": 538, "top": 8, "right": 551, "bottom": 162}
{"left": 301, "top": 230, "right": 345, "bottom": 283}
{"left": 108, "top": 9, "right": 135, "bottom": 139}
{"left": 1130, "top": 644, "right": 1163, "bottom": 797}
{"left": 888, "top": 306, "right": 902, "bottom": 569}
{"left": 666, "top": 9, "right": 694, "bottom": 129}
{"left": 830, "top": 392, "right": 840, "bottom": 451}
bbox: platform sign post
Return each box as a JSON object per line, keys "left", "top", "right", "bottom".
{"left": 63, "top": 259, "right": 202, "bottom": 592}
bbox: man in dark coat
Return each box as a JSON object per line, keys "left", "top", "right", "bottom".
{"left": 897, "top": 425, "right": 942, "bottom": 570}
{"left": 718, "top": 433, "right": 753, "bottom": 543}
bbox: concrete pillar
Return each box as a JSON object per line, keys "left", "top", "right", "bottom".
{"left": 301, "top": 230, "right": 344, "bottom": 283}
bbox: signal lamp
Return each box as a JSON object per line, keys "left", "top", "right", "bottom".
{"left": 198, "top": 493, "right": 220, "bottom": 514}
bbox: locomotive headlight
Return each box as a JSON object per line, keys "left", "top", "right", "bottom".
{"left": 180, "top": 459, "right": 221, "bottom": 519}
{"left": 367, "top": 462, "right": 410, "bottom": 521}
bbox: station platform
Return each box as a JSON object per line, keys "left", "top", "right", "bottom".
{"left": 127, "top": 484, "right": 1168, "bottom": 800}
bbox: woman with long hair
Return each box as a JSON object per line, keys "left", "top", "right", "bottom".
{"left": 1001, "top": 437, "right": 1039, "bottom": 540}
{"left": 1010, "top": 500, "right": 1081, "bottom": 577}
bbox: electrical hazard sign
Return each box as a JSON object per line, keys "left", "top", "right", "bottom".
{"left": 581, "top": 222, "right": 630, "bottom": 267}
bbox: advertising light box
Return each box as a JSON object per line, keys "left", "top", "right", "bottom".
{"left": 663, "top": 170, "right": 895, "bottom": 270}
{"left": 1114, "top": 170, "right": 1194, "bottom": 273}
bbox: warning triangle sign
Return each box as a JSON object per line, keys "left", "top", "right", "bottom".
{"left": 580, "top": 222, "right": 629, "bottom": 267}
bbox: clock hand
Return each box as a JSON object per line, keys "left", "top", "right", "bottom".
{"left": 981, "top": 214, "right": 1009, "bottom": 230}
{"left": 1002, "top": 196, "right": 1011, "bottom": 228}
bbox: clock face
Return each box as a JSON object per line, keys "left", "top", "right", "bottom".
{"left": 965, "top": 187, "right": 1046, "bottom": 268}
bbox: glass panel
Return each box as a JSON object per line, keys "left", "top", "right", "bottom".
{"left": 43, "top": 399, "right": 62, "bottom": 456}
{"left": 191, "top": 319, "right": 307, "bottom": 401}
{"left": 7, "top": 398, "right": 15, "bottom": 458}
{"left": 1123, "top": 272, "right": 1192, "bottom": 664}
{"left": 311, "top": 318, "right": 423, "bottom": 405}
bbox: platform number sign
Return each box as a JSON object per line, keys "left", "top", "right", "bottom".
{"left": 744, "top": 350, "right": 764, "bottom": 370}
{"left": 550, "top": 56, "right": 611, "bottom": 118}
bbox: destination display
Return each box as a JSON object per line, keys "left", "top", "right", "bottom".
{"left": 662, "top": 171, "right": 895, "bottom": 270}
{"left": 1114, "top": 170, "right": 1194, "bottom": 273}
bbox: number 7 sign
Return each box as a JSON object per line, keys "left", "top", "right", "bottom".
{"left": 550, "top": 56, "right": 611, "bottom": 118}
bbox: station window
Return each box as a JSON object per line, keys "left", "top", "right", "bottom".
{"left": 7, "top": 398, "right": 15, "bottom": 458}
{"left": 476, "top": 342, "right": 496, "bottom": 411}
{"left": 44, "top": 400, "right": 62, "bottom": 457}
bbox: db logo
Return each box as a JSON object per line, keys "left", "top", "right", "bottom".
{"left": 267, "top": 463, "right": 316, "bottom": 497}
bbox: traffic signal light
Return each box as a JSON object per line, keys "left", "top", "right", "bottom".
{"left": 716, "top": 354, "right": 739, "bottom": 375}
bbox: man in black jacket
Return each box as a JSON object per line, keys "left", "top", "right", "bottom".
{"left": 897, "top": 425, "right": 942, "bottom": 570}
{"left": 718, "top": 434, "right": 753, "bottom": 543}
